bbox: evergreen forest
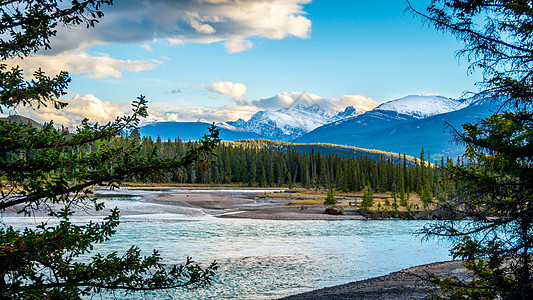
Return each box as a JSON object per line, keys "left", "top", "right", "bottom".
{"left": 111, "top": 134, "right": 456, "bottom": 206}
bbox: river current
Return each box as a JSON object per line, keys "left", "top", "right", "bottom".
{"left": 3, "top": 190, "right": 453, "bottom": 299}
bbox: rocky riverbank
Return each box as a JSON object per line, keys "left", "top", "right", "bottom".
{"left": 128, "top": 187, "right": 440, "bottom": 220}
{"left": 280, "top": 260, "right": 471, "bottom": 300}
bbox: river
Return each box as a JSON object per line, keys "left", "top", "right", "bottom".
{"left": 2, "top": 189, "right": 453, "bottom": 299}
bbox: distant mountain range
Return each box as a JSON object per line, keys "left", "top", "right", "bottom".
{"left": 3, "top": 92, "right": 501, "bottom": 159}
{"left": 296, "top": 95, "right": 495, "bottom": 159}
{"left": 226, "top": 103, "right": 368, "bottom": 141}
{"left": 139, "top": 121, "right": 262, "bottom": 141}
{"left": 139, "top": 93, "right": 502, "bottom": 159}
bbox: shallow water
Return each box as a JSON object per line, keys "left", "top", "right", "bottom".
{"left": 3, "top": 191, "right": 453, "bottom": 299}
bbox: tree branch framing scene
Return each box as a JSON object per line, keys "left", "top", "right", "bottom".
{"left": 0, "top": 0, "right": 531, "bottom": 299}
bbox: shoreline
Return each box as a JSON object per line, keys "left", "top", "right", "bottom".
{"left": 279, "top": 260, "right": 471, "bottom": 300}
{"left": 91, "top": 185, "right": 440, "bottom": 221}
{"left": 94, "top": 186, "right": 459, "bottom": 299}
{"left": 147, "top": 190, "right": 436, "bottom": 221}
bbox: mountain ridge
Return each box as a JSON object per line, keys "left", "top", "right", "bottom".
{"left": 138, "top": 93, "right": 499, "bottom": 158}
{"left": 227, "top": 100, "right": 374, "bottom": 141}
{"left": 296, "top": 95, "right": 498, "bottom": 159}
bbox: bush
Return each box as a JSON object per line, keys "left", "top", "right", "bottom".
{"left": 324, "top": 206, "right": 344, "bottom": 215}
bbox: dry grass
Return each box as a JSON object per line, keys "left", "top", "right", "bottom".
{"left": 262, "top": 189, "right": 435, "bottom": 213}
{"left": 288, "top": 199, "right": 324, "bottom": 205}
{"left": 116, "top": 183, "right": 436, "bottom": 213}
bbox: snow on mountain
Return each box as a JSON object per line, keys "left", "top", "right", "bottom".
{"left": 227, "top": 99, "right": 382, "bottom": 141}
{"left": 226, "top": 92, "right": 379, "bottom": 141}
{"left": 140, "top": 93, "right": 478, "bottom": 148}
{"left": 215, "top": 122, "right": 249, "bottom": 132}
{"left": 374, "top": 95, "right": 468, "bottom": 119}
{"left": 328, "top": 106, "right": 361, "bottom": 123}
{"left": 296, "top": 94, "right": 502, "bottom": 158}
{"left": 228, "top": 104, "right": 334, "bottom": 141}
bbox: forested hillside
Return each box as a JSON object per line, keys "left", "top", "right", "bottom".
{"left": 227, "top": 139, "right": 420, "bottom": 164}
{"left": 108, "top": 136, "right": 455, "bottom": 205}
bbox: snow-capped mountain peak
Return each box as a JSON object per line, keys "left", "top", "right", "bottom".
{"left": 328, "top": 106, "right": 361, "bottom": 123}
{"left": 228, "top": 93, "right": 470, "bottom": 142}
{"left": 374, "top": 95, "right": 468, "bottom": 119}
{"left": 228, "top": 106, "right": 333, "bottom": 141}
{"left": 227, "top": 101, "right": 368, "bottom": 141}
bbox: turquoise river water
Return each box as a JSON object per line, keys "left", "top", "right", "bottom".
{"left": 3, "top": 192, "right": 453, "bottom": 299}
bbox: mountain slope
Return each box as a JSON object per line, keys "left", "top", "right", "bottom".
{"left": 374, "top": 95, "right": 468, "bottom": 119}
{"left": 296, "top": 97, "right": 496, "bottom": 159}
{"left": 228, "top": 92, "right": 377, "bottom": 141}
{"left": 226, "top": 139, "right": 419, "bottom": 165}
{"left": 297, "top": 110, "right": 418, "bottom": 142}
{"left": 139, "top": 122, "right": 262, "bottom": 141}
{"left": 228, "top": 104, "right": 335, "bottom": 141}
{"left": 297, "top": 95, "right": 465, "bottom": 143}
{"left": 0, "top": 115, "right": 42, "bottom": 128}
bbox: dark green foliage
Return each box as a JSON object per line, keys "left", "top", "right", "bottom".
{"left": 360, "top": 185, "right": 373, "bottom": 210}
{"left": 0, "top": 0, "right": 114, "bottom": 59}
{"left": 0, "top": 65, "right": 70, "bottom": 113}
{"left": 165, "top": 140, "right": 442, "bottom": 197}
{"left": 0, "top": 208, "right": 217, "bottom": 299}
{"left": 423, "top": 112, "right": 533, "bottom": 299}
{"left": 409, "top": 0, "right": 533, "bottom": 109}
{"left": 429, "top": 236, "right": 515, "bottom": 299}
{"left": 399, "top": 188, "right": 408, "bottom": 207}
{"left": 0, "top": 1, "right": 220, "bottom": 298}
{"left": 411, "top": 1, "right": 533, "bottom": 298}
{"left": 0, "top": 0, "right": 114, "bottom": 113}
{"left": 324, "top": 206, "right": 343, "bottom": 215}
{"left": 323, "top": 187, "right": 337, "bottom": 206}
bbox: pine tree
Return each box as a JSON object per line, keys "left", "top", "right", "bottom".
{"left": 323, "top": 187, "right": 337, "bottom": 206}
{"left": 0, "top": 2, "right": 219, "bottom": 298}
{"left": 260, "top": 165, "right": 267, "bottom": 187}
{"left": 360, "top": 185, "right": 373, "bottom": 210}
{"left": 410, "top": 1, "right": 533, "bottom": 298}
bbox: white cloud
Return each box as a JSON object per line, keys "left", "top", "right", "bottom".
{"left": 4, "top": 0, "right": 312, "bottom": 77}
{"left": 204, "top": 81, "right": 247, "bottom": 99}
{"left": 224, "top": 39, "right": 254, "bottom": 53}
{"left": 237, "top": 92, "right": 319, "bottom": 110}
{"left": 6, "top": 90, "right": 377, "bottom": 129}
{"left": 140, "top": 44, "right": 154, "bottom": 52}
{"left": 146, "top": 104, "right": 257, "bottom": 124}
{"left": 45, "top": 0, "right": 312, "bottom": 54}
{"left": 186, "top": 12, "right": 217, "bottom": 34}
{"left": 11, "top": 94, "right": 129, "bottom": 127}
{"left": 8, "top": 52, "right": 159, "bottom": 79}
{"left": 8, "top": 93, "right": 255, "bottom": 127}
{"left": 328, "top": 95, "right": 379, "bottom": 112}
{"left": 238, "top": 92, "right": 378, "bottom": 113}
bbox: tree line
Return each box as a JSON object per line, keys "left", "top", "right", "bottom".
{"left": 112, "top": 135, "right": 459, "bottom": 204}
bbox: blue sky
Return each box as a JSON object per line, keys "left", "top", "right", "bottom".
{"left": 8, "top": 0, "right": 482, "bottom": 126}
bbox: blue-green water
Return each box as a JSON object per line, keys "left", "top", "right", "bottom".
{"left": 3, "top": 194, "right": 453, "bottom": 299}
{"left": 94, "top": 217, "right": 451, "bottom": 299}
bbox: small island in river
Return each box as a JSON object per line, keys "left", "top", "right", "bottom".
{"left": 120, "top": 185, "right": 440, "bottom": 221}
